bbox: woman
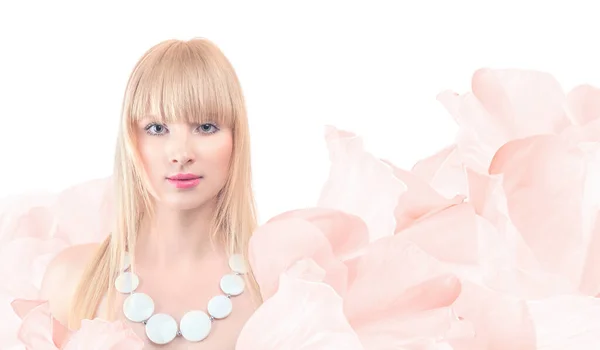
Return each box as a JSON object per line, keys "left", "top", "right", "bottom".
{"left": 40, "top": 38, "right": 260, "bottom": 348}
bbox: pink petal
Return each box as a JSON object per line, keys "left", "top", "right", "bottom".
{"left": 385, "top": 163, "right": 465, "bottom": 233}
{"left": 410, "top": 144, "right": 456, "bottom": 181}
{"left": 579, "top": 212, "right": 600, "bottom": 295}
{"left": 399, "top": 203, "right": 479, "bottom": 265}
{"left": 248, "top": 216, "right": 349, "bottom": 300}
{"left": 567, "top": 84, "right": 600, "bottom": 126}
{"left": 348, "top": 272, "right": 467, "bottom": 349}
{"left": 437, "top": 87, "right": 510, "bottom": 173}
{"left": 14, "top": 301, "right": 68, "bottom": 350}
{"left": 53, "top": 177, "right": 114, "bottom": 244}
{"left": 465, "top": 171, "right": 544, "bottom": 275}
{"left": 343, "top": 237, "right": 453, "bottom": 322}
{"left": 411, "top": 144, "right": 470, "bottom": 199}
{"left": 560, "top": 118, "right": 600, "bottom": 145}
{"left": 0, "top": 194, "right": 56, "bottom": 244}
{"left": 527, "top": 295, "right": 600, "bottom": 349}
{"left": 437, "top": 69, "right": 572, "bottom": 173}
{"left": 490, "top": 135, "right": 587, "bottom": 281}
{"left": 484, "top": 266, "right": 577, "bottom": 299}
{"left": 357, "top": 307, "right": 469, "bottom": 349}
{"left": 266, "top": 207, "right": 370, "bottom": 261}
{"left": 318, "top": 126, "right": 406, "bottom": 241}
{"left": 236, "top": 261, "right": 363, "bottom": 350}
{"left": 63, "top": 319, "right": 144, "bottom": 350}
{"left": 0, "top": 237, "right": 68, "bottom": 300}
{"left": 471, "top": 68, "right": 570, "bottom": 136}
{"left": 466, "top": 171, "right": 578, "bottom": 298}
{"left": 450, "top": 281, "right": 536, "bottom": 350}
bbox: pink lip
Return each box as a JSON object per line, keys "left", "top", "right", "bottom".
{"left": 168, "top": 173, "right": 200, "bottom": 180}
{"left": 166, "top": 173, "right": 202, "bottom": 189}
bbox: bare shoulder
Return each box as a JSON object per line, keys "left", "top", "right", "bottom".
{"left": 40, "top": 243, "right": 101, "bottom": 325}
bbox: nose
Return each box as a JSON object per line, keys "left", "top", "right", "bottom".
{"left": 171, "top": 152, "right": 195, "bottom": 165}
{"left": 169, "top": 140, "right": 195, "bottom": 165}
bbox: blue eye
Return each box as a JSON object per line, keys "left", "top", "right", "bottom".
{"left": 197, "top": 123, "right": 219, "bottom": 134}
{"left": 145, "top": 123, "right": 168, "bottom": 136}
{"left": 143, "top": 123, "right": 218, "bottom": 136}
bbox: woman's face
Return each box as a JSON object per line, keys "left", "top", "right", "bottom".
{"left": 136, "top": 118, "right": 233, "bottom": 211}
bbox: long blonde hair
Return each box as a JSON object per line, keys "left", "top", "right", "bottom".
{"left": 68, "top": 38, "right": 259, "bottom": 328}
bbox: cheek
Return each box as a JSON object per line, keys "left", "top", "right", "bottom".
{"left": 137, "top": 139, "right": 162, "bottom": 179}
{"left": 199, "top": 134, "right": 233, "bottom": 172}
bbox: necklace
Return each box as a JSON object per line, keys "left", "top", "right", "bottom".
{"left": 115, "top": 253, "right": 247, "bottom": 345}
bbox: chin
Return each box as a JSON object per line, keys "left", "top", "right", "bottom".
{"left": 159, "top": 192, "right": 218, "bottom": 211}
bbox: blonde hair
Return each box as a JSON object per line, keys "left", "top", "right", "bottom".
{"left": 68, "top": 38, "right": 260, "bottom": 328}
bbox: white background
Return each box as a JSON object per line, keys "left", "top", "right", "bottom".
{"left": 0, "top": 0, "right": 598, "bottom": 223}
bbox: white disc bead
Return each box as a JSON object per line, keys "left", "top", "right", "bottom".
{"left": 220, "top": 273, "right": 245, "bottom": 296}
{"left": 123, "top": 293, "right": 154, "bottom": 322}
{"left": 145, "top": 313, "right": 178, "bottom": 345}
{"left": 207, "top": 295, "right": 232, "bottom": 319}
{"left": 115, "top": 272, "right": 139, "bottom": 293}
{"left": 180, "top": 310, "right": 212, "bottom": 342}
{"left": 228, "top": 254, "right": 247, "bottom": 274}
{"left": 121, "top": 253, "right": 131, "bottom": 271}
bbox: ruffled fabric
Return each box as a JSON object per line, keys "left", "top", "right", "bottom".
{"left": 9, "top": 300, "right": 143, "bottom": 350}
{"left": 3, "top": 68, "right": 600, "bottom": 349}
{"left": 0, "top": 179, "right": 115, "bottom": 349}
{"left": 240, "top": 69, "right": 600, "bottom": 349}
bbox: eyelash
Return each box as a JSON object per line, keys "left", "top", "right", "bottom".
{"left": 144, "top": 123, "right": 220, "bottom": 136}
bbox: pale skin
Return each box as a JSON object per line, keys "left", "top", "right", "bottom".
{"left": 40, "top": 119, "right": 257, "bottom": 349}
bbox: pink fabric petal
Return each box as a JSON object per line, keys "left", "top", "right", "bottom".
{"left": 471, "top": 68, "right": 571, "bottom": 137}
{"left": 266, "top": 207, "right": 370, "bottom": 261}
{"left": 437, "top": 89, "right": 501, "bottom": 173}
{"left": 577, "top": 145, "right": 600, "bottom": 295}
{"left": 466, "top": 165, "right": 580, "bottom": 299}
{"left": 435, "top": 91, "right": 462, "bottom": 123}
{"left": 566, "top": 84, "right": 600, "bottom": 126}
{"left": 236, "top": 260, "right": 364, "bottom": 350}
{"left": 560, "top": 118, "right": 600, "bottom": 145}
{"left": 384, "top": 163, "right": 465, "bottom": 233}
{"left": 579, "top": 212, "right": 600, "bottom": 295}
{"left": 437, "top": 68, "right": 572, "bottom": 173}
{"left": 318, "top": 126, "right": 406, "bottom": 241}
{"left": 0, "top": 178, "right": 115, "bottom": 349}
{"left": 63, "top": 319, "right": 144, "bottom": 350}
{"left": 527, "top": 295, "right": 600, "bottom": 350}
{"left": 410, "top": 144, "right": 457, "bottom": 180}
{"left": 248, "top": 216, "right": 349, "bottom": 300}
{"left": 0, "top": 237, "right": 68, "bottom": 300}
{"left": 14, "top": 301, "right": 68, "bottom": 350}
{"left": 489, "top": 135, "right": 587, "bottom": 282}
{"left": 357, "top": 307, "right": 467, "bottom": 350}
{"left": 349, "top": 274, "right": 466, "bottom": 349}
{"left": 343, "top": 237, "right": 454, "bottom": 323}
{"left": 0, "top": 194, "right": 56, "bottom": 244}
{"left": 1, "top": 300, "right": 31, "bottom": 348}
{"left": 465, "top": 170, "right": 544, "bottom": 276}
{"left": 11, "top": 299, "right": 47, "bottom": 320}
{"left": 398, "top": 203, "right": 479, "bottom": 265}
{"left": 411, "top": 145, "right": 470, "bottom": 199}
{"left": 450, "top": 281, "right": 536, "bottom": 350}
{"left": 53, "top": 177, "right": 114, "bottom": 244}
{"left": 484, "top": 265, "right": 577, "bottom": 300}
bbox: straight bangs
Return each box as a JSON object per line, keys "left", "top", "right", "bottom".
{"left": 128, "top": 41, "right": 238, "bottom": 129}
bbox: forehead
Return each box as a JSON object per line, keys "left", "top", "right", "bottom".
{"left": 127, "top": 41, "right": 239, "bottom": 128}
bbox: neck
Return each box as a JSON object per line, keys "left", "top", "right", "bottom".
{"left": 135, "top": 200, "right": 224, "bottom": 269}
